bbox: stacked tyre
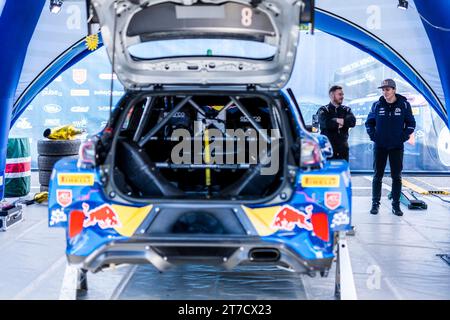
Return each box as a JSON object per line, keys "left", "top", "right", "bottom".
{"left": 37, "top": 139, "right": 81, "bottom": 192}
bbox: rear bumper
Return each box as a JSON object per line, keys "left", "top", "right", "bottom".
{"left": 68, "top": 235, "right": 333, "bottom": 274}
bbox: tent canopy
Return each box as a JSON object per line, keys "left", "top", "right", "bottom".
{"left": 11, "top": 0, "right": 450, "bottom": 128}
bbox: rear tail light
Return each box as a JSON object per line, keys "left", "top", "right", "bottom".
{"left": 68, "top": 210, "right": 84, "bottom": 238}
{"left": 300, "top": 137, "right": 322, "bottom": 168}
{"left": 311, "top": 213, "right": 330, "bottom": 242}
{"left": 77, "top": 138, "right": 97, "bottom": 169}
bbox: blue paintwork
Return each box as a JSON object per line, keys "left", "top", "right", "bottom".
{"left": 47, "top": 99, "right": 352, "bottom": 263}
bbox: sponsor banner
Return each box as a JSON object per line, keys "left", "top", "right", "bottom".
{"left": 73, "top": 69, "right": 87, "bottom": 85}
{"left": 94, "top": 90, "right": 124, "bottom": 96}
{"left": 70, "top": 89, "right": 90, "bottom": 96}
{"left": 70, "top": 106, "right": 90, "bottom": 112}
{"left": 98, "top": 73, "right": 117, "bottom": 80}
{"left": 97, "top": 106, "right": 111, "bottom": 112}
{"left": 41, "top": 88, "right": 62, "bottom": 96}
{"left": 15, "top": 118, "right": 32, "bottom": 129}
{"left": 43, "top": 104, "right": 62, "bottom": 113}
{"left": 44, "top": 119, "right": 61, "bottom": 126}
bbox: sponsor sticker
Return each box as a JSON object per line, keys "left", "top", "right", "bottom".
{"left": 82, "top": 203, "right": 121, "bottom": 229}
{"left": 58, "top": 173, "right": 94, "bottom": 186}
{"left": 324, "top": 192, "right": 342, "bottom": 210}
{"left": 272, "top": 205, "right": 313, "bottom": 231}
{"left": 301, "top": 175, "right": 340, "bottom": 188}
{"left": 330, "top": 211, "right": 350, "bottom": 229}
{"left": 57, "top": 189, "right": 73, "bottom": 207}
{"left": 50, "top": 208, "right": 67, "bottom": 226}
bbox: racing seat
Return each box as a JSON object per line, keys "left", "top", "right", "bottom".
{"left": 116, "top": 138, "right": 184, "bottom": 197}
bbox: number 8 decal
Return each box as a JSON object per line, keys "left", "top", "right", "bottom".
{"left": 241, "top": 7, "right": 253, "bottom": 27}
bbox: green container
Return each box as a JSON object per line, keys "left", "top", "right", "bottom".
{"left": 5, "top": 137, "right": 31, "bottom": 197}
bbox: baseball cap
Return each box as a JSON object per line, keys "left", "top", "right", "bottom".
{"left": 378, "top": 79, "right": 396, "bottom": 89}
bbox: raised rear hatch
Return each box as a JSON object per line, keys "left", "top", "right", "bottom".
{"left": 90, "top": 0, "right": 313, "bottom": 89}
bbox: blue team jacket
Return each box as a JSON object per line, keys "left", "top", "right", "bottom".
{"left": 365, "top": 94, "right": 416, "bottom": 150}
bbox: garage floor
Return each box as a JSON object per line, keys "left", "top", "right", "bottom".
{"left": 0, "top": 173, "right": 449, "bottom": 300}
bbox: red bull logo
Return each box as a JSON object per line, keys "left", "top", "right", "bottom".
{"left": 82, "top": 203, "right": 121, "bottom": 229}
{"left": 272, "top": 205, "right": 313, "bottom": 231}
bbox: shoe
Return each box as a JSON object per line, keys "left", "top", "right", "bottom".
{"left": 392, "top": 205, "right": 403, "bottom": 216}
{"left": 370, "top": 202, "right": 380, "bottom": 215}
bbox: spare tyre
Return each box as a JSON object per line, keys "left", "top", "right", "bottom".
{"left": 37, "top": 139, "right": 81, "bottom": 156}
{"left": 38, "top": 170, "right": 52, "bottom": 186}
{"left": 38, "top": 155, "right": 79, "bottom": 171}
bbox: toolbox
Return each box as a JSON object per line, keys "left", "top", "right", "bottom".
{"left": 0, "top": 203, "right": 23, "bottom": 231}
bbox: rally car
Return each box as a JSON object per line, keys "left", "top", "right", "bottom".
{"left": 48, "top": 0, "right": 352, "bottom": 276}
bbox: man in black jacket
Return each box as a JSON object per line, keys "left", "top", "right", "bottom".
{"left": 365, "top": 79, "right": 416, "bottom": 216}
{"left": 317, "top": 85, "right": 356, "bottom": 161}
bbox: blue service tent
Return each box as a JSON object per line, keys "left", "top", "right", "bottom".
{"left": 0, "top": 0, "right": 449, "bottom": 198}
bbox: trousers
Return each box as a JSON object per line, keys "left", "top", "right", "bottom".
{"left": 372, "top": 147, "right": 404, "bottom": 206}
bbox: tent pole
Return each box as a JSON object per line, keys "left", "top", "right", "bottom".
{"left": 0, "top": 0, "right": 45, "bottom": 199}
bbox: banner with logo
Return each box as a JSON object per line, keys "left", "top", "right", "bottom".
{"left": 9, "top": 35, "right": 450, "bottom": 172}
{"left": 10, "top": 48, "right": 123, "bottom": 168}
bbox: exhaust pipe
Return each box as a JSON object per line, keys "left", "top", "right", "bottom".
{"left": 249, "top": 248, "right": 280, "bottom": 262}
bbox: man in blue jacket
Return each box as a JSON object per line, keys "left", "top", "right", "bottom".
{"left": 365, "top": 79, "right": 416, "bottom": 216}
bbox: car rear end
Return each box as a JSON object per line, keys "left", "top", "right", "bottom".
{"left": 47, "top": 0, "right": 352, "bottom": 276}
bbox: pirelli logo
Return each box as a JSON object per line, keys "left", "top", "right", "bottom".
{"left": 301, "top": 175, "right": 340, "bottom": 188}
{"left": 58, "top": 173, "right": 95, "bottom": 186}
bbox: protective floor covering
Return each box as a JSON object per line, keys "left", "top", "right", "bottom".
{"left": 0, "top": 174, "right": 449, "bottom": 300}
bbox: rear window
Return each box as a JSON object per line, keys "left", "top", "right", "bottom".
{"left": 128, "top": 39, "right": 277, "bottom": 60}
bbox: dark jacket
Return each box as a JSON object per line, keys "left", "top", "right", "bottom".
{"left": 365, "top": 94, "right": 416, "bottom": 150}
{"left": 317, "top": 103, "right": 356, "bottom": 151}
